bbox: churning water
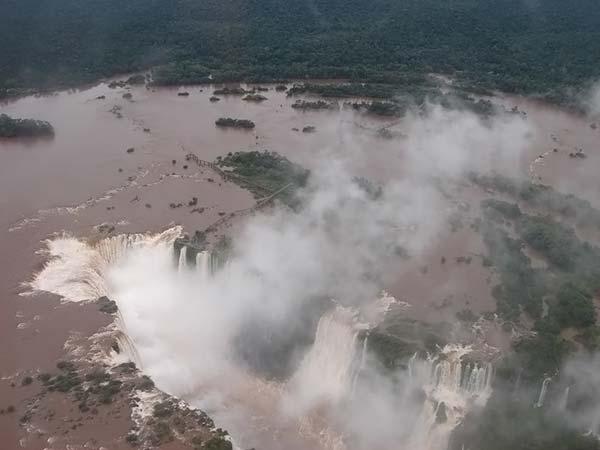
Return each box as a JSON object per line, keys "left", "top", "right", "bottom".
{"left": 29, "top": 228, "right": 493, "bottom": 450}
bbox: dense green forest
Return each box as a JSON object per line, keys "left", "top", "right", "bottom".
{"left": 1, "top": 0, "right": 600, "bottom": 102}
{"left": 0, "top": 113, "right": 54, "bottom": 138}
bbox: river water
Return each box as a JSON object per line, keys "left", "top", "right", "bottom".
{"left": 1, "top": 79, "right": 599, "bottom": 449}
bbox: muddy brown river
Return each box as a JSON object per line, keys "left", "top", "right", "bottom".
{"left": 1, "top": 79, "right": 599, "bottom": 449}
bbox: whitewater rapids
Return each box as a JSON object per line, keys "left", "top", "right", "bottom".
{"left": 28, "top": 228, "right": 493, "bottom": 450}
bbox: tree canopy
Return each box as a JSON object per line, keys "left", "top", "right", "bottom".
{"left": 1, "top": 0, "right": 600, "bottom": 101}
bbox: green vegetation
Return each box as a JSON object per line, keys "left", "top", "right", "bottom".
{"left": 203, "top": 430, "right": 232, "bottom": 450}
{"left": 126, "top": 74, "right": 146, "bottom": 85}
{"left": 213, "top": 87, "right": 248, "bottom": 96}
{"left": 2, "top": 0, "right": 599, "bottom": 104}
{"left": 291, "top": 99, "right": 334, "bottom": 110}
{"left": 97, "top": 296, "right": 118, "bottom": 314}
{"left": 0, "top": 114, "right": 54, "bottom": 138}
{"left": 137, "top": 375, "right": 155, "bottom": 391}
{"left": 451, "top": 389, "right": 600, "bottom": 450}
{"left": 215, "top": 150, "right": 310, "bottom": 206}
{"left": 554, "top": 282, "right": 596, "bottom": 328}
{"left": 480, "top": 222, "right": 546, "bottom": 320}
{"left": 116, "top": 361, "right": 137, "bottom": 374}
{"left": 150, "top": 421, "right": 174, "bottom": 445}
{"left": 368, "top": 318, "right": 450, "bottom": 370}
{"left": 483, "top": 205, "right": 600, "bottom": 322}
{"left": 481, "top": 199, "right": 522, "bottom": 221}
{"left": 43, "top": 364, "right": 82, "bottom": 393}
{"left": 153, "top": 400, "right": 175, "bottom": 418}
{"left": 287, "top": 83, "right": 398, "bottom": 99}
{"left": 479, "top": 196, "right": 600, "bottom": 380}
{"left": 353, "top": 176, "right": 383, "bottom": 200}
{"left": 470, "top": 173, "right": 600, "bottom": 228}
{"left": 215, "top": 118, "right": 255, "bottom": 129}
{"left": 125, "top": 432, "right": 138, "bottom": 446}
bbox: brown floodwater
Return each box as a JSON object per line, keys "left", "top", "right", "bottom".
{"left": 2, "top": 79, "right": 599, "bottom": 448}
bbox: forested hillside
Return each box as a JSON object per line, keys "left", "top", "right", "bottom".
{"left": 2, "top": 0, "right": 599, "bottom": 98}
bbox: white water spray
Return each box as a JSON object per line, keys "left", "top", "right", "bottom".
{"left": 29, "top": 229, "right": 493, "bottom": 450}
{"left": 196, "top": 251, "right": 212, "bottom": 282}
{"left": 287, "top": 306, "right": 366, "bottom": 413}
{"left": 178, "top": 245, "right": 188, "bottom": 271}
{"left": 559, "top": 386, "right": 570, "bottom": 411}
{"left": 535, "top": 377, "right": 551, "bottom": 408}
{"left": 406, "top": 345, "right": 493, "bottom": 450}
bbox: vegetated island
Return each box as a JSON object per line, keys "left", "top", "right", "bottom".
{"left": 215, "top": 118, "right": 255, "bottom": 129}
{"left": 242, "top": 94, "right": 267, "bottom": 102}
{"left": 291, "top": 100, "right": 335, "bottom": 110}
{"left": 0, "top": 113, "right": 54, "bottom": 138}
{"left": 213, "top": 87, "right": 250, "bottom": 96}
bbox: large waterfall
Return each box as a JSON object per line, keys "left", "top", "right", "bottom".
{"left": 29, "top": 226, "right": 183, "bottom": 302}
{"left": 29, "top": 228, "right": 493, "bottom": 450}
{"left": 288, "top": 306, "right": 367, "bottom": 412}
{"left": 196, "top": 251, "right": 212, "bottom": 282}
{"left": 178, "top": 245, "right": 188, "bottom": 270}
{"left": 405, "top": 345, "right": 493, "bottom": 450}
{"left": 535, "top": 377, "right": 552, "bottom": 408}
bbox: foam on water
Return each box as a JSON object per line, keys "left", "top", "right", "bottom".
{"left": 29, "top": 229, "right": 493, "bottom": 450}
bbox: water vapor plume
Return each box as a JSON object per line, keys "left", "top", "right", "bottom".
{"left": 29, "top": 105, "right": 534, "bottom": 450}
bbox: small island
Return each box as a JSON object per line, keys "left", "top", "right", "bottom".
{"left": 213, "top": 87, "right": 248, "bottom": 96}
{"left": 291, "top": 100, "right": 334, "bottom": 110}
{"left": 215, "top": 117, "right": 255, "bottom": 129}
{"left": 242, "top": 94, "right": 267, "bottom": 102}
{"left": 0, "top": 113, "right": 54, "bottom": 138}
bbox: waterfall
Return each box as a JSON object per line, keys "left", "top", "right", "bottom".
{"left": 408, "top": 352, "right": 418, "bottom": 379}
{"left": 113, "top": 329, "right": 143, "bottom": 368}
{"left": 31, "top": 230, "right": 490, "bottom": 450}
{"left": 288, "top": 306, "right": 362, "bottom": 410}
{"left": 513, "top": 368, "right": 522, "bottom": 397}
{"left": 351, "top": 335, "right": 369, "bottom": 395}
{"left": 559, "top": 386, "right": 570, "bottom": 411}
{"left": 195, "top": 250, "right": 212, "bottom": 282}
{"left": 406, "top": 345, "right": 493, "bottom": 450}
{"left": 29, "top": 226, "right": 183, "bottom": 302}
{"left": 535, "top": 377, "right": 551, "bottom": 408}
{"left": 178, "top": 246, "right": 188, "bottom": 271}
{"left": 409, "top": 346, "right": 492, "bottom": 398}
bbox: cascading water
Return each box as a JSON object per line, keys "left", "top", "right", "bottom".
{"left": 28, "top": 226, "right": 183, "bottom": 302}
{"left": 351, "top": 335, "right": 369, "bottom": 396}
{"left": 513, "top": 367, "right": 522, "bottom": 397}
{"left": 178, "top": 245, "right": 188, "bottom": 271}
{"left": 406, "top": 345, "right": 493, "bottom": 450}
{"left": 535, "top": 377, "right": 551, "bottom": 408}
{"left": 288, "top": 306, "right": 366, "bottom": 411}
{"left": 195, "top": 251, "right": 212, "bottom": 281}
{"left": 559, "top": 386, "right": 570, "bottom": 411}
{"left": 29, "top": 228, "right": 493, "bottom": 450}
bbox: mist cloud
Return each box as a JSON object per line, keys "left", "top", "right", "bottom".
{"left": 32, "top": 104, "right": 534, "bottom": 450}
